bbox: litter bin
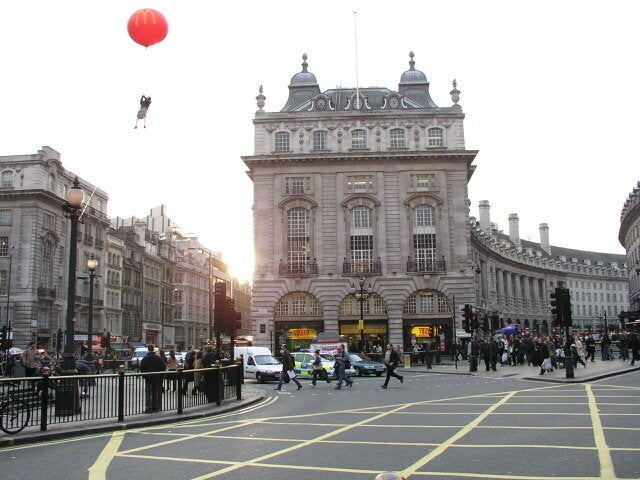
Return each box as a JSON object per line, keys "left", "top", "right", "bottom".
{"left": 55, "top": 376, "right": 81, "bottom": 416}
{"left": 403, "top": 354, "right": 411, "bottom": 368}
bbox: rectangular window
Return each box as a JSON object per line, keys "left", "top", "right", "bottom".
{"left": 390, "top": 129, "right": 405, "bottom": 148}
{"left": 352, "top": 208, "right": 371, "bottom": 228}
{"left": 1, "top": 171, "right": 13, "bottom": 188}
{"left": 313, "top": 130, "right": 327, "bottom": 150}
{"left": 275, "top": 132, "right": 290, "bottom": 151}
{"left": 414, "top": 206, "right": 434, "bottom": 227}
{"left": 287, "top": 208, "right": 310, "bottom": 266}
{"left": 0, "top": 237, "right": 9, "bottom": 256}
{"left": 351, "top": 130, "right": 367, "bottom": 149}
{"left": 0, "top": 270, "right": 6, "bottom": 295}
{"left": 428, "top": 128, "right": 443, "bottom": 147}
{"left": 350, "top": 235, "right": 373, "bottom": 271}
{"left": 43, "top": 212, "right": 56, "bottom": 231}
{"left": 0, "top": 209, "right": 11, "bottom": 225}
{"left": 285, "top": 177, "right": 310, "bottom": 195}
{"left": 414, "top": 233, "right": 436, "bottom": 266}
{"left": 347, "top": 175, "right": 373, "bottom": 192}
{"left": 413, "top": 174, "right": 436, "bottom": 191}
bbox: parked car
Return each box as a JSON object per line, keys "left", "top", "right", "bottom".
{"left": 348, "top": 353, "right": 386, "bottom": 376}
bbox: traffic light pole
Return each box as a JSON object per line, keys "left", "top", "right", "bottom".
{"left": 564, "top": 324, "right": 574, "bottom": 379}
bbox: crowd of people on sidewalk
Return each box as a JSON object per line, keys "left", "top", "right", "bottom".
{"left": 459, "top": 330, "right": 640, "bottom": 375}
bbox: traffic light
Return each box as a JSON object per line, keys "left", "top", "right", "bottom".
{"left": 561, "top": 288, "right": 572, "bottom": 327}
{"left": 56, "top": 328, "right": 64, "bottom": 351}
{"left": 214, "top": 282, "right": 227, "bottom": 333}
{"left": 101, "top": 331, "right": 111, "bottom": 349}
{"left": 0, "top": 325, "right": 6, "bottom": 350}
{"left": 233, "top": 310, "right": 242, "bottom": 333}
{"left": 481, "top": 314, "right": 490, "bottom": 333}
{"left": 461, "top": 304, "right": 472, "bottom": 333}
{"left": 470, "top": 312, "right": 479, "bottom": 331}
{"left": 550, "top": 287, "right": 563, "bottom": 327}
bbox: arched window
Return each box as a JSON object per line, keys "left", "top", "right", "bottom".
{"left": 428, "top": 128, "right": 443, "bottom": 147}
{"left": 275, "top": 132, "right": 290, "bottom": 151}
{"left": 390, "top": 128, "right": 405, "bottom": 148}
{"left": 313, "top": 130, "right": 327, "bottom": 150}
{"left": 275, "top": 292, "right": 323, "bottom": 317}
{"left": 403, "top": 290, "right": 451, "bottom": 314}
{"left": 351, "top": 129, "right": 367, "bottom": 149}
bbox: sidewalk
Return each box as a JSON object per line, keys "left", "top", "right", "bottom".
{"left": 0, "top": 385, "right": 265, "bottom": 448}
{"left": 400, "top": 357, "right": 640, "bottom": 383}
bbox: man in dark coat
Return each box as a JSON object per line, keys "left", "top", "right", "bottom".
{"left": 140, "top": 345, "right": 166, "bottom": 413}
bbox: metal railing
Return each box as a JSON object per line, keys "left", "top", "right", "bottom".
{"left": 342, "top": 259, "right": 382, "bottom": 276}
{"left": 279, "top": 259, "right": 319, "bottom": 277}
{"left": 0, "top": 362, "right": 242, "bottom": 433}
{"left": 406, "top": 259, "right": 446, "bottom": 273}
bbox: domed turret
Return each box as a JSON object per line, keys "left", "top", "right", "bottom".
{"left": 289, "top": 54, "right": 319, "bottom": 86}
{"left": 282, "top": 53, "right": 321, "bottom": 111}
{"left": 398, "top": 52, "right": 437, "bottom": 108}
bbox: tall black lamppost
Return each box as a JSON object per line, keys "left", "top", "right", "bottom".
{"left": 349, "top": 276, "right": 372, "bottom": 349}
{"left": 62, "top": 177, "right": 84, "bottom": 372}
{"left": 84, "top": 254, "right": 98, "bottom": 362}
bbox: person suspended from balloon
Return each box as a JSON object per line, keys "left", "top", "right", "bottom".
{"left": 127, "top": 9, "right": 167, "bottom": 128}
{"left": 135, "top": 95, "right": 151, "bottom": 129}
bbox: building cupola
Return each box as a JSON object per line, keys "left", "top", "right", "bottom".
{"left": 398, "top": 51, "right": 437, "bottom": 108}
{"left": 282, "top": 53, "right": 321, "bottom": 111}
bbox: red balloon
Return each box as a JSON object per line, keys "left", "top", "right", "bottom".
{"left": 127, "top": 8, "right": 168, "bottom": 48}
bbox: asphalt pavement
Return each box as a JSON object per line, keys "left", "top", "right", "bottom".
{"left": 1, "top": 356, "right": 637, "bottom": 447}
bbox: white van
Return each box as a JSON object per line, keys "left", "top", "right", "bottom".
{"left": 131, "top": 346, "right": 149, "bottom": 368}
{"left": 234, "top": 347, "right": 282, "bottom": 383}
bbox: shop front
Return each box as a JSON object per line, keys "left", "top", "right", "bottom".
{"left": 338, "top": 320, "right": 387, "bottom": 354}
{"left": 142, "top": 322, "right": 160, "bottom": 347}
{"left": 273, "top": 321, "right": 324, "bottom": 352}
{"left": 403, "top": 321, "right": 453, "bottom": 361}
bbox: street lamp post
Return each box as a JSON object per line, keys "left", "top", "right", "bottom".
{"left": 84, "top": 255, "right": 98, "bottom": 362}
{"left": 62, "top": 177, "right": 84, "bottom": 372}
{"left": 349, "top": 276, "right": 372, "bottom": 350}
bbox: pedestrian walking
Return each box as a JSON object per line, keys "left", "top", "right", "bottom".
{"left": 571, "top": 335, "right": 586, "bottom": 368}
{"left": 21, "top": 342, "right": 40, "bottom": 377}
{"left": 333, "top": 343, "right": 353, "bottom": 390}
{"left": 276, "top": 344, "right": 302, "bottom": 391}
{"left": 193, "top": 350, "right": 203, "bottom": 394}
{"left": 629, "top": 332, "right": 639, "bottom": 366}
{"left": 166, "top": 349, "right": 179, "bottom": 392}
{"left": 310, "top": 349, "right": 330, "bottom": 386}
{"left": 584, "top": 335, "right": 596, "bottom": 362}
{"left": 140, "top": 344, "right": 166, "bottom": 413}
{"left": 181, "top": 345, "right": 195, "bottom": 395}
{"left": 381, "top": 343, "right": 403, "bottom": 388}
{"left": 601, "top": 333, "right": 613, "bottom": 360}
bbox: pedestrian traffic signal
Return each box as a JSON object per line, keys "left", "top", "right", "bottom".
{"left": 101, "top": 331, "right": 111, "bottom": 349}
{"left": 0, "top": 325, "right": 6, "bottom": 350}
{"left": 550, "top": 287, "right": 563, "bottom": 327}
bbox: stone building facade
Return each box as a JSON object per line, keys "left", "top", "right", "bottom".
{"left": 244, "top": 54, "right": 630, "bottom": 353}
{"left": 471, "top": 202, "right": 627, "bottom": 335}
{"left": 244, "top": 54, "right": 478, "bottom": 352}
{"left": 619, "top": 181, "right": 640, "bottom": 324}
{"left": 0, "top": 146, "right": 110, "bottom": 351}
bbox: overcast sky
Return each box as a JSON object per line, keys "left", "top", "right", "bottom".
{"left": 1, "top": 1, "right": 637, "bottom": 281}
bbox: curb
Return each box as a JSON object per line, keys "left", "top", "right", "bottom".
{"left": 0, "top": 387, "right": 266, "bottom": 448}
{"left": 521, "top": 366, "right": 640, "bottom": 384}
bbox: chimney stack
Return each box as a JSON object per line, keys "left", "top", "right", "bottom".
{"left": 539, "top": 223, "right": 550, "bottom": 255}
{"left": 478, "top": 200, "right": 491, "bottom": 233}
{"left": 508, "top": 213, "right": 520, "bottom": 249}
